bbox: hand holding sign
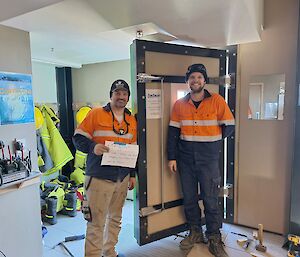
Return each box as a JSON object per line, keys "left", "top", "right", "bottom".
{"left": 101, "top": 141, "right": 139, "bottom": 168}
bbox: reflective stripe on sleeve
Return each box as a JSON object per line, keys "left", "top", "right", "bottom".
{"left": 169, "top": 120, "right": 180, "bottom": 128}
{"left": 74, "top": 129, "right": 92, "bottom": 139}
{"left": 218, "top": 120, "right": 235, "bottom": 126}
{"left": 180, "top": 134, "right": 222, "bottom": 142}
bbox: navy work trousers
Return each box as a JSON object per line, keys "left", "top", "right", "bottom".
{"left": 178, "top": 159, "right": 222, "bottom": 236}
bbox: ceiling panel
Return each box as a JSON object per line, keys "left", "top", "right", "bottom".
{"left": 1, "top": 0, "right": 263, "bottom": 67}
{"left": 0, "top": 0, "right": 63, "bottom": 22}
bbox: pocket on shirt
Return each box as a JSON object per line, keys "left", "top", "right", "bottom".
{"left": 199, "top": 112, "right": 217, "bottom": 121}
{"left": 98, "top": 121, "right": 112, "bottom": 129}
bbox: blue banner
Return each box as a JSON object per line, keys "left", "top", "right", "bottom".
{"left": 0, "top": 72, "right": 34, "bottom": 125}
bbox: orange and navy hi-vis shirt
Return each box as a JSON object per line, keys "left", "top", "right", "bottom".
{"left": 167, "top": 90, "right": 235, "bottom": 163}
{"left": 75, "top": 105, "right": 137, "bottom": 145}
{"left": 73, "top": 103, "right": 137, "bottom": 181}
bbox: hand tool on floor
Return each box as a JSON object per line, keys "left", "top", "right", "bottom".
{"left": 232, "top": 231, "right": 253, "bottom": 249}
{"left": 231, "top": 231, "right": 248, "bottom": 238}
{"left": 288, "top": 234, "right": 300, "bottom": 257}
{"left": 237, "top": 237, "right": 253, "bottom": 249}
{"left": 254, "top": 224, "right": 267, "bottom": 252}
{"left": 52, "top": 234, "right": 85, "bottom": 257}
{"left": 250, "top": 252, "right": 265, "bottom": 257}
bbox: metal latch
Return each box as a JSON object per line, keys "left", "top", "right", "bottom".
{"left": 219, "top": 183, "right": 233, "bottom": 199}
{"left": 209, "top": 73, "right": 236, "bottom": 88}
{"left": 137, "top": 73, "right": 162, "bottom": 83}
{"left": 139, "top": 206, "right": 163, "bottom": 217}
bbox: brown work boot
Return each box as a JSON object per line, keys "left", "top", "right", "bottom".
{"left": 179, "top": 226, "right": 208, "bottom": 251}
{"left": 208, "top": 234, "right": 228, "bottom": 257}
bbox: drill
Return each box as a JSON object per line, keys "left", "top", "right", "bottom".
{"left": 288, "top": 234, "right": 300, "bottom": 257}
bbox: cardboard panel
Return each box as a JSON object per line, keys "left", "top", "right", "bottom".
{"left": 145, "top": 52, "right": 220, "bottom": 78}
{"left": 146, "top": 82, "right": 182, "bottom": 206}
{"left": 148, "top": 206, "right": 185, "bottom": 234}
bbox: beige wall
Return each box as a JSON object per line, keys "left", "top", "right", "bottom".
{"left": 236, "top": 0, "right": 298, "bottom": 233}
{"left": 72, "top": 59, "right": 131, "bottom": 107}
{"left": 0, "top": 25, "right": 42, "bottom": 257}
{"left": 0, "top": 25, "right": 38, "bottom": 172}
{"left": 32, "top": 61, "right": 57, "bottom": 104}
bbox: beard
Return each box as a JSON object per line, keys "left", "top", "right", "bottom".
{"left": 190, "top": 85, "right": 205, "bottom": 94}
{"left": 114, "top": 99, "right": 127, "bottom": 108}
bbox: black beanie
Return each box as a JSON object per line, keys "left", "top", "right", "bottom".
{"left": 109, "top": 79, "right": 130, "bottom": 98}
{"left": 185, "top": 63, "right": 208, "bottom": 82}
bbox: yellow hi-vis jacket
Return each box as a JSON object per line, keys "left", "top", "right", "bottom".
{"left": 74, "top": 150, "right": 87, "bottom": 169}
{"left": 40, "top": 105, "right": 74, "bottom": 175}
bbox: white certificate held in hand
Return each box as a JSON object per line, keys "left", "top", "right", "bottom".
{"left": 101, "top": 141, "right": 139, "bottom": 168}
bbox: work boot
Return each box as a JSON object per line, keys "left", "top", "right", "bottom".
{"left": 208, "top": 234, "right": 228, "bottom": 257}
{"left": 43, "top": 196, "right": 58, "bottom": 225}
{"left": 62, "top": 190, "right": 77, "bottom": 217}
{"left": 179, "top": 226, "right": 207, "bottom": 250}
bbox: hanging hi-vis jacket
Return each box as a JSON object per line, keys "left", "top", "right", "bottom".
{"left": 74, "top": 150, "right": 87, "bottom": 169}
{"left": 73, "top": 103, "right": 137, "bottom": 181}
{"left": 167, "top": 90, "right": 235, "bottom": 163}
{"left": 40, "top": 105, "right": 74, "bottom": 175}
{"left": 36, "top": 129, "right": 54, "bottom": 172}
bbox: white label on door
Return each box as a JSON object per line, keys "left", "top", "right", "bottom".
{"left": 146, "top": 89, "right": 161, "bottom": 119}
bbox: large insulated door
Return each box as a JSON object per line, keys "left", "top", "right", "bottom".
{"left": 130, "top": 39, "right": 236, "bottom": 245}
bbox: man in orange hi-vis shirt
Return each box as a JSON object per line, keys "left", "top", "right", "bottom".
{"left": 167, "top": 64, "right": 234, "bottom": 257}
{"left": 73, "top": 79, "right": 137, "bottom": 257}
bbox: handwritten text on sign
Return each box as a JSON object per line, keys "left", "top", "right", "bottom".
{"left": 101, "top": 141, "right": 139, "bottom": 168}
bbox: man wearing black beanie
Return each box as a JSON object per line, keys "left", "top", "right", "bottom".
{"left": 73, "top": 79, "right": 137, "bottom": 257}
{"left": 167, "top": 64, "right": 234, "bottom": 257}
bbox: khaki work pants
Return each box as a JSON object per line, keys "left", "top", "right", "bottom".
{"left": 84, "top": 175, "right": 129, "bottom": 257}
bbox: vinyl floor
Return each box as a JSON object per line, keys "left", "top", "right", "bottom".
{"left": 43, "top": 200, "right": 288, "bottom": 257}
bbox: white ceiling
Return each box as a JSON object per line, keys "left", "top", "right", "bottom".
{"left": 1, "top": 0, "right": 263, "bottom": 68}
{"left": 0, "top": 0, "right": 63, "bottom": 22}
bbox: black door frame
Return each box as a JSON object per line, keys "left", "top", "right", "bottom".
{"left": 130, "top": 39, "right": 237, "bottom": 245}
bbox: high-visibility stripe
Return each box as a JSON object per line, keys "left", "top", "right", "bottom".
{"left": 180, "top": 134, "right": 222, "bottom": 142}
{"left": 40, "top": 134, "right": 51, "bottom": 139}
{"left": 93, "top": 130, "right": 133, "bottom": 140}
{"left": 172, "top": 119, "right": 234, "bottom": 128}
{"left": 169, "top": 120, "right": 180, "bottom": 128}
{"left": 76, "top": 151, "right": 87, "bottom": 157}
{"left": 218, "top": 120, "right": 235, "bottom": 126}
{"left": 181, "top": 120, "right": 219, "bottom": 126}
{"left": 74, "top": 129, "right": 92, "bottom": 139}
